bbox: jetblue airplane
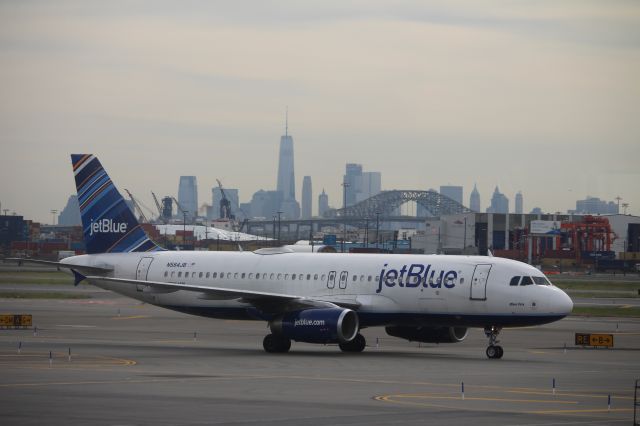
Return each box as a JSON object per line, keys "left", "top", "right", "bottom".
{"left": 16, "top": 155, "right": 573, "bottom": 358}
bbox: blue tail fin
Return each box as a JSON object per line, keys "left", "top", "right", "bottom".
{"left": 71, "top": 154, "right": 164, "bottom": 254}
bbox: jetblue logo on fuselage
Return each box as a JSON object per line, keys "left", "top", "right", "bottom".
{"left": 89, "top": 218, "right": 127, "bottom": 236}
{"left": 376, "top": 263, "right": 457, "bottom": 293}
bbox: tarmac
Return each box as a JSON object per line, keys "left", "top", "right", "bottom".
{"left": 0, "top": 286, "right": 639, "bottom": 425}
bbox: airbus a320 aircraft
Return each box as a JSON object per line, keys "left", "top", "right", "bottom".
{"left": 15, "top": 155, "right": 573, "bottom": 358}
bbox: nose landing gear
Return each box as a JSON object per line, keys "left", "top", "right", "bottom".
{"left": 484, "top": 326, "right": 503, "bottom": 359}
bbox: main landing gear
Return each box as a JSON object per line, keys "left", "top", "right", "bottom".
{"left": 339, "top": 333, "right": 366, "bottom": 353}
{"left": 484, "top": 326, "right": 504, "bottom": 359}
{"left": 263, "top": 334, "right": 291, "bottom": 353}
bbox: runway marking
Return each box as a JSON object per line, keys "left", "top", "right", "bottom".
{"left": 0, "top": 351, "right": 136, "bottom": 368}
{"left": 374, "top": 386, "right": 634, "bottom": 418}
{"left": 110, "top": 315, "right": 150, "bottom": 320}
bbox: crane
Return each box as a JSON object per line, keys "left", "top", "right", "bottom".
{"left": 151, "top": 192, "right": 166, "bottom": 223}
{"left": 216, "top": 179, "right": 235, "bottom": 220}
{"left": 124, "top": 189, "right": 150, "bottom": 223}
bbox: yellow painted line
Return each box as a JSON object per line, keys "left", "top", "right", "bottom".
{"left": 508, "top": 390, "right": 633, "bottom": 400}
{"left": 529, "top": 408, "right": 632, "bottom": 414}
{"left": 110, "top": 315, "right": 150, "bottom": 320}
{"left": 395, "top": 394, "right": 578, "bottom": 404}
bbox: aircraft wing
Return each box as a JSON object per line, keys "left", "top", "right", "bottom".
{"left": 86, "top": 276, "right": 360, "bottom": 312}
{"left": 5, "top": 258, "right": 113, "bottom": 275}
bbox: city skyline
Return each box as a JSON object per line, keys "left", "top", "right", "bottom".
{"left": 1, "top": 2, "right": 638, "bottom": 223}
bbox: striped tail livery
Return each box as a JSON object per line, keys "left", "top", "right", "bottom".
{"left": 71, "top": 154, "right": 164, "bottom": 254}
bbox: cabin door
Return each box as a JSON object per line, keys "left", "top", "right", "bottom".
{"left": 470, "top": 264, "right": 491, "bottom": 300}
{"left": 135, "top": 257, "right": 154, "bottom": 291}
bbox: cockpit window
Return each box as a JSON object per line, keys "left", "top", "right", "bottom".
{"left": 509, "top": 276, "right": 520, "bottom": 286}
{"left": 520, "top": 276, "right": 533, "bottom": 286}
{"left": 532, "top": 276, "right": 551, "bottom": 285}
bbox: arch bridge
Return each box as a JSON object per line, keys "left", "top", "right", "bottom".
{"left": 325, "top": 190, "right": 472, "bottom": 218}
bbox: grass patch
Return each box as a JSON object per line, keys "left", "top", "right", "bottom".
{"left": 0, "top": 271, "right": 72, "bottom": 285}
{"left": 566, "top": 291, "right": 638, "bottom": 298}
{"left": 553, "top": 280, "right": 640, "bottom": 291}
{"left": 571, "top": 306, "right": 640, "bottom": 318}
{"left": 0, "top": 291, "right": 90, "bottom": 299}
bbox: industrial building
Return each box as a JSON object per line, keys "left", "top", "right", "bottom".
{"left": 411, "top": 212, "right": 640, "bottom": 271}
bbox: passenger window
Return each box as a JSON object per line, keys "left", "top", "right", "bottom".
{"left": 375, "top": 276, "right": 379, "bottom": 282}
{"left": 164, "top": 271, "right": 168, "bottom": 277}
{"left": 233, "top": 273, "right": 238, "bottom": 279}
{"left": 171, "top": 271, "right": 175, "bottom": 278}
{"left": 314, "top": 274, "right": 319, "bottom": 280}
{"left": 520, "top": 276, "right": 533, "bottom": 286}
{"left": 206, "top": 272, "right": 210, "bottom": 278}
{"left": 307, "top": 274, "right": 311, "bottom": 280}
{"left": 248, "top": 273, "right": 253, "bottom": 279}
{"left": 299, "top": 274, "right": 303, "bottom": 281}
{"left": 270, "top": 273, "right": 275, "bottom": 280}
{"left": 212, "top": 272, "right": 217, "bottom": 278}
{"left": 460, "top": 278, "right": 464, "bottom": 284}
{"left": 509, "top": 276, "right": 520, "bottom": 286}
{"left": 292, "top": 274, "right": 296, "bottom": 280}
{"left": 277, "top": 274, "right": 282, "bottom": 280}
{"left": 241, "top": 273, "right": 246, "bottom": 279}
{"left": 178, "top": 272, "right": 182, "bottom": 278}
{"left": 199, "top": 272, "right": 203, "bottom": 278}
{"left": 360, "top": 275, "right": 365, "bottom": 282}
{"left": 255, "top": 273, "right": 260, "bottom": 279}
{"left": 352, "top": 275, "right": 357, "bottom": 282}
{"left": 227, "top": 272, "right": 231, "bottom": 279}
{"left": 321, "top": 274, "right": 326, "bottom": 281}
{"left": 368, "top": 276, "right": 372, "bottom": 282}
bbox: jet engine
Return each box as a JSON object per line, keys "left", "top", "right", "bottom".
{"left": 385, "top": 325, "right": 468, "bottom": 343}
{"left": 270, "top": 308, "right": 359, "bottom": 344}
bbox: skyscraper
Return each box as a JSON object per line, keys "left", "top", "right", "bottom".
{"left": 515, "top": 191, "right": 523, "bottom": 214}
{"left": 344, "top": 163, "right": 363, "bottom": 207}
{"left": 58, "top": 195, "right": 81, "bottom": 226}
{"left": 301, "top": 176, "right": 312, "bottom": 219}
{"left": 276, "top": 114, "right": 299, "bottom": 218}
{"left": 440, "top": 185, "right": 463, "bottom": 205}
{"left": 470, "top": 184, "right": 480, "bottom": 212}
{"left": 343, "top": 164, "right": 381, "bottom": 205}
{"left": 318, "top": 189, "right": 329, "bottom": 217}
{"left": 178, "top": 176, "right": 198, "bottom": 220}
{"left": 486, "top": 186, "right": 509, "bottom": 214}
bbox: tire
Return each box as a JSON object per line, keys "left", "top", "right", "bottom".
{"left": 495, "top": 345, "right": 504, "bottom": 359}
{"left": 263, "top": 334, "right": 291, "bottom": 353}
{"left": 486, "top": 345, "right": 498, "bottom": 359}
{"left": 339, "top": 334, "right": 366, "bottom": 353}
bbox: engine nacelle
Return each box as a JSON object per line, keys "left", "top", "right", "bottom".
{"left": 270, "top": 308, "right": 359, "bottom": 344}
{"left": 385, "top": 325, "right": 468, "bottom": 343}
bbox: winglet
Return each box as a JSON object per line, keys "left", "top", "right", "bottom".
{"left": 71, "top": 269, "right": 87, "bottom": 286}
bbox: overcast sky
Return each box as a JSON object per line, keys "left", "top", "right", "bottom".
{"left": 1, "top": 1, "right": 639, "bottom": 224}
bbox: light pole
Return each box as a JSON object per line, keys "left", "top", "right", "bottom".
{"left": 183, "top": 211, "right": 188, "bottom": 247}
{"left": 277, "top": 211, "right": 282, "bottom": 245}
{"left": 375, "top": 211, "right": 380, "bottom": 250}
{"left": 342, "top": 181, "right": 350, "bottom": 253}
{"left": 463, "top": 216, "right": 467, "bottom": 253}
{"left": 364, "top": 217, "right": 369, "bottom": 248}
{"left": 272, "top": 215, "right": 276, "bottom": 245}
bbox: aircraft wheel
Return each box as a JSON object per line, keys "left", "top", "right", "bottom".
{"left": 486, "top": 345, "right": 499, "bottom": 359}
{"left": 339, "top": 334, "right": 366, "bottom": 353}
{"left": 263, "top": 334, "right": 291, "bottom": 353}
{"left": 495, "top": 345, "right": 504, "bottom": 359}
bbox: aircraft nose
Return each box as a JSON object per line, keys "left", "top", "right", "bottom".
{"left": 557, "top": 289, "right": 574, "bottom": 315}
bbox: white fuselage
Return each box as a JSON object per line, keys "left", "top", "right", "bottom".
{"left": 62, "top": 251, "right": 573, "bottom": 329}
